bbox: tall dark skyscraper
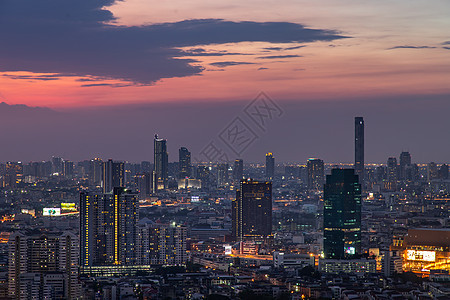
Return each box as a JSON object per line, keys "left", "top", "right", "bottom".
{"left": 265, "top": 152, "right": 275, "bottom": 179}
{"left": 80, "top": 187, "right": 139, "bottom": 267}
{"left": 399, "top": 151, "right": 411, "bottom": 180}
{"left": 178, "top": 147, "right": 191, "bottom": 179}
{"left": 386, "top": 157, "right": 398, "bottom": 191}
{"left": 323, "top": 169, "right": 361, "bottom": 259}
{"left": 232, "top": 179, "right": 272, "bottom": 241}
{"left": 102, "top": 159, "right": 125, "bottom": 193}
{"left": 354, "top": 117, "right": 364, "bottom": 183}
{"left": 233, "top": 159, "right": 244, "bottom": 181}
{"left": 154, "top": 134, "right": 168, "bottom": 190}
{"left": 307, "top": 158, "right": 324, "bottom": 190}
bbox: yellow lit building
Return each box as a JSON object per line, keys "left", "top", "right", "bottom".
{"left": 402, "top": 228, "right": 450, "bottom": 276}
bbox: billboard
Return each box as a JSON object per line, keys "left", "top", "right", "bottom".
{"left": 43, "top": 208, "right": 61, "bottom": 216}
{"left": 61, "top": 203, "right": 76, "bottom": 211}
{"left": 406, "top": 250, "right": 436, "bottom": 262}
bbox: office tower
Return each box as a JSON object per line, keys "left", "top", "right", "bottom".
{"left": 89, "top": 158, "right": 103, "bottom": 186}
{"left": 233, "top": 159, "right": 244, "bottom": 181}
{"left": 354, "top": 117, "right": 364, "bottom": 183}
{"left": 8, "top": 231, "right": 80, "bottom": 299}
{"left": 135, "top": 172, "right": 151, "bottom": 200}
{"left": 217, "top": 163, "right": 229, "bottom": 187}
{"left": 307, "top": 158, "right": 324, "bottom": 190}
{"left": 265, "top": 153, "right": 275, "bottom": 179}
{"left": 137, "top": 222, "right": 187, "bottom": 266}
{"left": 141, "top": 161, "right": 152, "bottom": 173}
{"left": 154, "top": 134, "right": 168, "bottom": 191}
{"left": 196, "top": 165, "right": 211, "bottom": 190}
{"left": 62, "top": 160, "right": 74, "bottom": 178}
{"left": 428, "top": 162, "right": 439, "bottom": 181}
{"left": 178, "top": 147, "right": 191, "bottom": 179}
{"left": 80, "top": 187, "right": 139, "bottom": 267}
{"left": 399, "top": 152, "right": 411, "bottom": 180}
{"left": 439, "top": 164, "right": 449, "bottom": 180}
{"left": 323, "top": 169, "right": 361, "bottom": 259}
{"left": 232, "top": 179, "right": 272, "bottom": 241}
{"left": 102, "top": 159, "right": 125, "bottom": 193}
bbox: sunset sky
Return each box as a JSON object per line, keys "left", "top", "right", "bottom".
{"left": 0, "top": 0, "right": 449, "bottom": 163}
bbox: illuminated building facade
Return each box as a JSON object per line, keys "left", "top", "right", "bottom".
{"left": 8, "top": 231, "right": 80, "bottom": 299}
{"left": 80, "top": 187, "right": 138, "bottom": 268}
{"left": 232, "top": 179, "right": 272, "bottom": 241}
{"left": 307, "top": 158, "right": 324, "bottom": 190}
{"left": 323, "top": 169, "right": 361, "bottom": 259}
{"left": 402, "top": 228, "right": 450, "bottom": 275}
{"left": 137, "top": 222, "right": 187, "bottom": 266}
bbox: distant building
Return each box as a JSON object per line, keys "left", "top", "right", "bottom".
{"left": 8, "top": 231, "right": 80, "bottom": 299}
{"left": 154, "top": 134, "right": 168, "bottom": 191}
{"left": 178, "top": 147, "right": 191, "bottom": 179}
{"left": 233, "top": 159, "right": 244, "bottom": 181}
{"left": 399, "top": 151, "right": 411, "bottom": 180}
{"left": 135, "top": 172, "right": 151, "bottom": 199}
{"left": 89, "top": 158, "right": 103, "bottom": 186}
{"left": 4, "top": 162, "right": 23, "bottom": 189}
{"left": 354, "top": 117, "right": 364, "bottom": 184}
{"left": 217, "top": 163, "right": 229, "bottom": 187}
{"left": 386, "top": 157, "right": 398, "bottom": 191}
{"left": 428, "top": 162, "right": 439, "bottom": 181}
{"left": 319, "top": 258, "right": 376, "bottom": 274}
{"left": 232, "top": 179, "right": 272, "bottom": 241}
{"left": 307, "top": 158, "right": 324, "bottom": 190}
{"left": 80, "top": 187, "right": 139, "bottom": 267}
{"left": 323, "top": 169, "right": 361, "bottom": 259}
{"left": 265, "top": 153, "right": 275, "bottom": 179}
{"left": 102, "top": 159, "right": 125, "bottom": 193}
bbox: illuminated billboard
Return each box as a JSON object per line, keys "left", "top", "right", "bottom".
{"left": 224, "top": 245, "right": 232, "bottom": 255}
{"left": 61, "top": 203, "right": 76, "bottom": 211}
{"left": 43, "top": 208, "right": 61, "bottom": 216}
{"left": 406, "top": 250, "right": 436, "bottom": 262}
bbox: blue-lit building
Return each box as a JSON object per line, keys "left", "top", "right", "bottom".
{"left": 323, "top": 169, "right": 361, "bottom": 259}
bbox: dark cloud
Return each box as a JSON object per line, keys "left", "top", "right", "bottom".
{"left": 443, "top": 47, "right": 450, "bottom": 50}
{"left": 258, "top": 55, "right": 302, "bottom": 59}
{"left": 0, "top": 0, "right": 347, "bottom": 85}
{"left": 284, "top": 45, "right": 306, "bottom": 50}
{"left": 263, "top": 47, "right": 283, "bottom": 51}
{"left": 263, "top": 45, "right": 305, "bottom": 51}
{"left": 177, "top": 49, "right": 247, "bottom": 57}
{"left": 386, "top": 45, "right": 436, "bottom": 50}
{"left": 210, "top": 61, "right": 256, "bottom": 67}
{"left": 80, "top": 83, "right": 135, "bottom": 88}
{"left": 258, "top": 67, "right": 269, "bottom": 70}
{"left": 442, "top": 41, "right": 450, "bottom": 45}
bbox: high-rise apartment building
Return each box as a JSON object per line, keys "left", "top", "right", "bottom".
{"left": 80, "top": 187, "right": 139, "bottom": 267}
{"left": 232, "top": 179, "right": 272, "bottom": 241}
{"left": 354, "top": 117, "right": 364, "bottom": 184}
{"left": 323, "top": 169, "right": 361, "bottom": 259}
{"left": 8, "top": 231, "right": 80, "bottom": 299}
{"left": 137, "top": 222, "right": 187, "bottom": 266}
{"left": 307, "top": 158, "right": 324, "bottom": 190}
{"left": 399, "top": 151, "right": 411, "bottom": 180}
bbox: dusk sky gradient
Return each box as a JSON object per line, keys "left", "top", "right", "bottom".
{"left": 0, "top": 0, "right": 449, "bottom": 163}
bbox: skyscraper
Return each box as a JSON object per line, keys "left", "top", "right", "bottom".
{"left": 154, "top": 134, "right": 168, "bottom": 190}
{"left": 217, "top": 163, "right": 229, "bottom": 187}
{"left": 80, "top": 187, "right": 139, "bottom": 267}
{"left": 354, "top": 117, "right": 364, "bottom": 184}
{"left": 307, "top": 158, "right": 324, "bottom": 190}
{"left": 399, "top": 151, "right": 411, "bottom": 180}
{"left": 178, "top": 147, "right": 191, "bottom": 179}
{"left": 233, "top": 159, "right": 244, "bottom": 181}
{"left": 232, "top": 179, "right": 272, "bottom": 241}
{"left": 323, "top": 169, "right": 361, "bottom": 259}
{"left": 89, "top": 158, "right": 103, "bottom": 186}
{"left": 265, "top": 153, "right": 275, "bottom": 179}
{"left": 102, "top": 159, "right": 125, "bottom": 193}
